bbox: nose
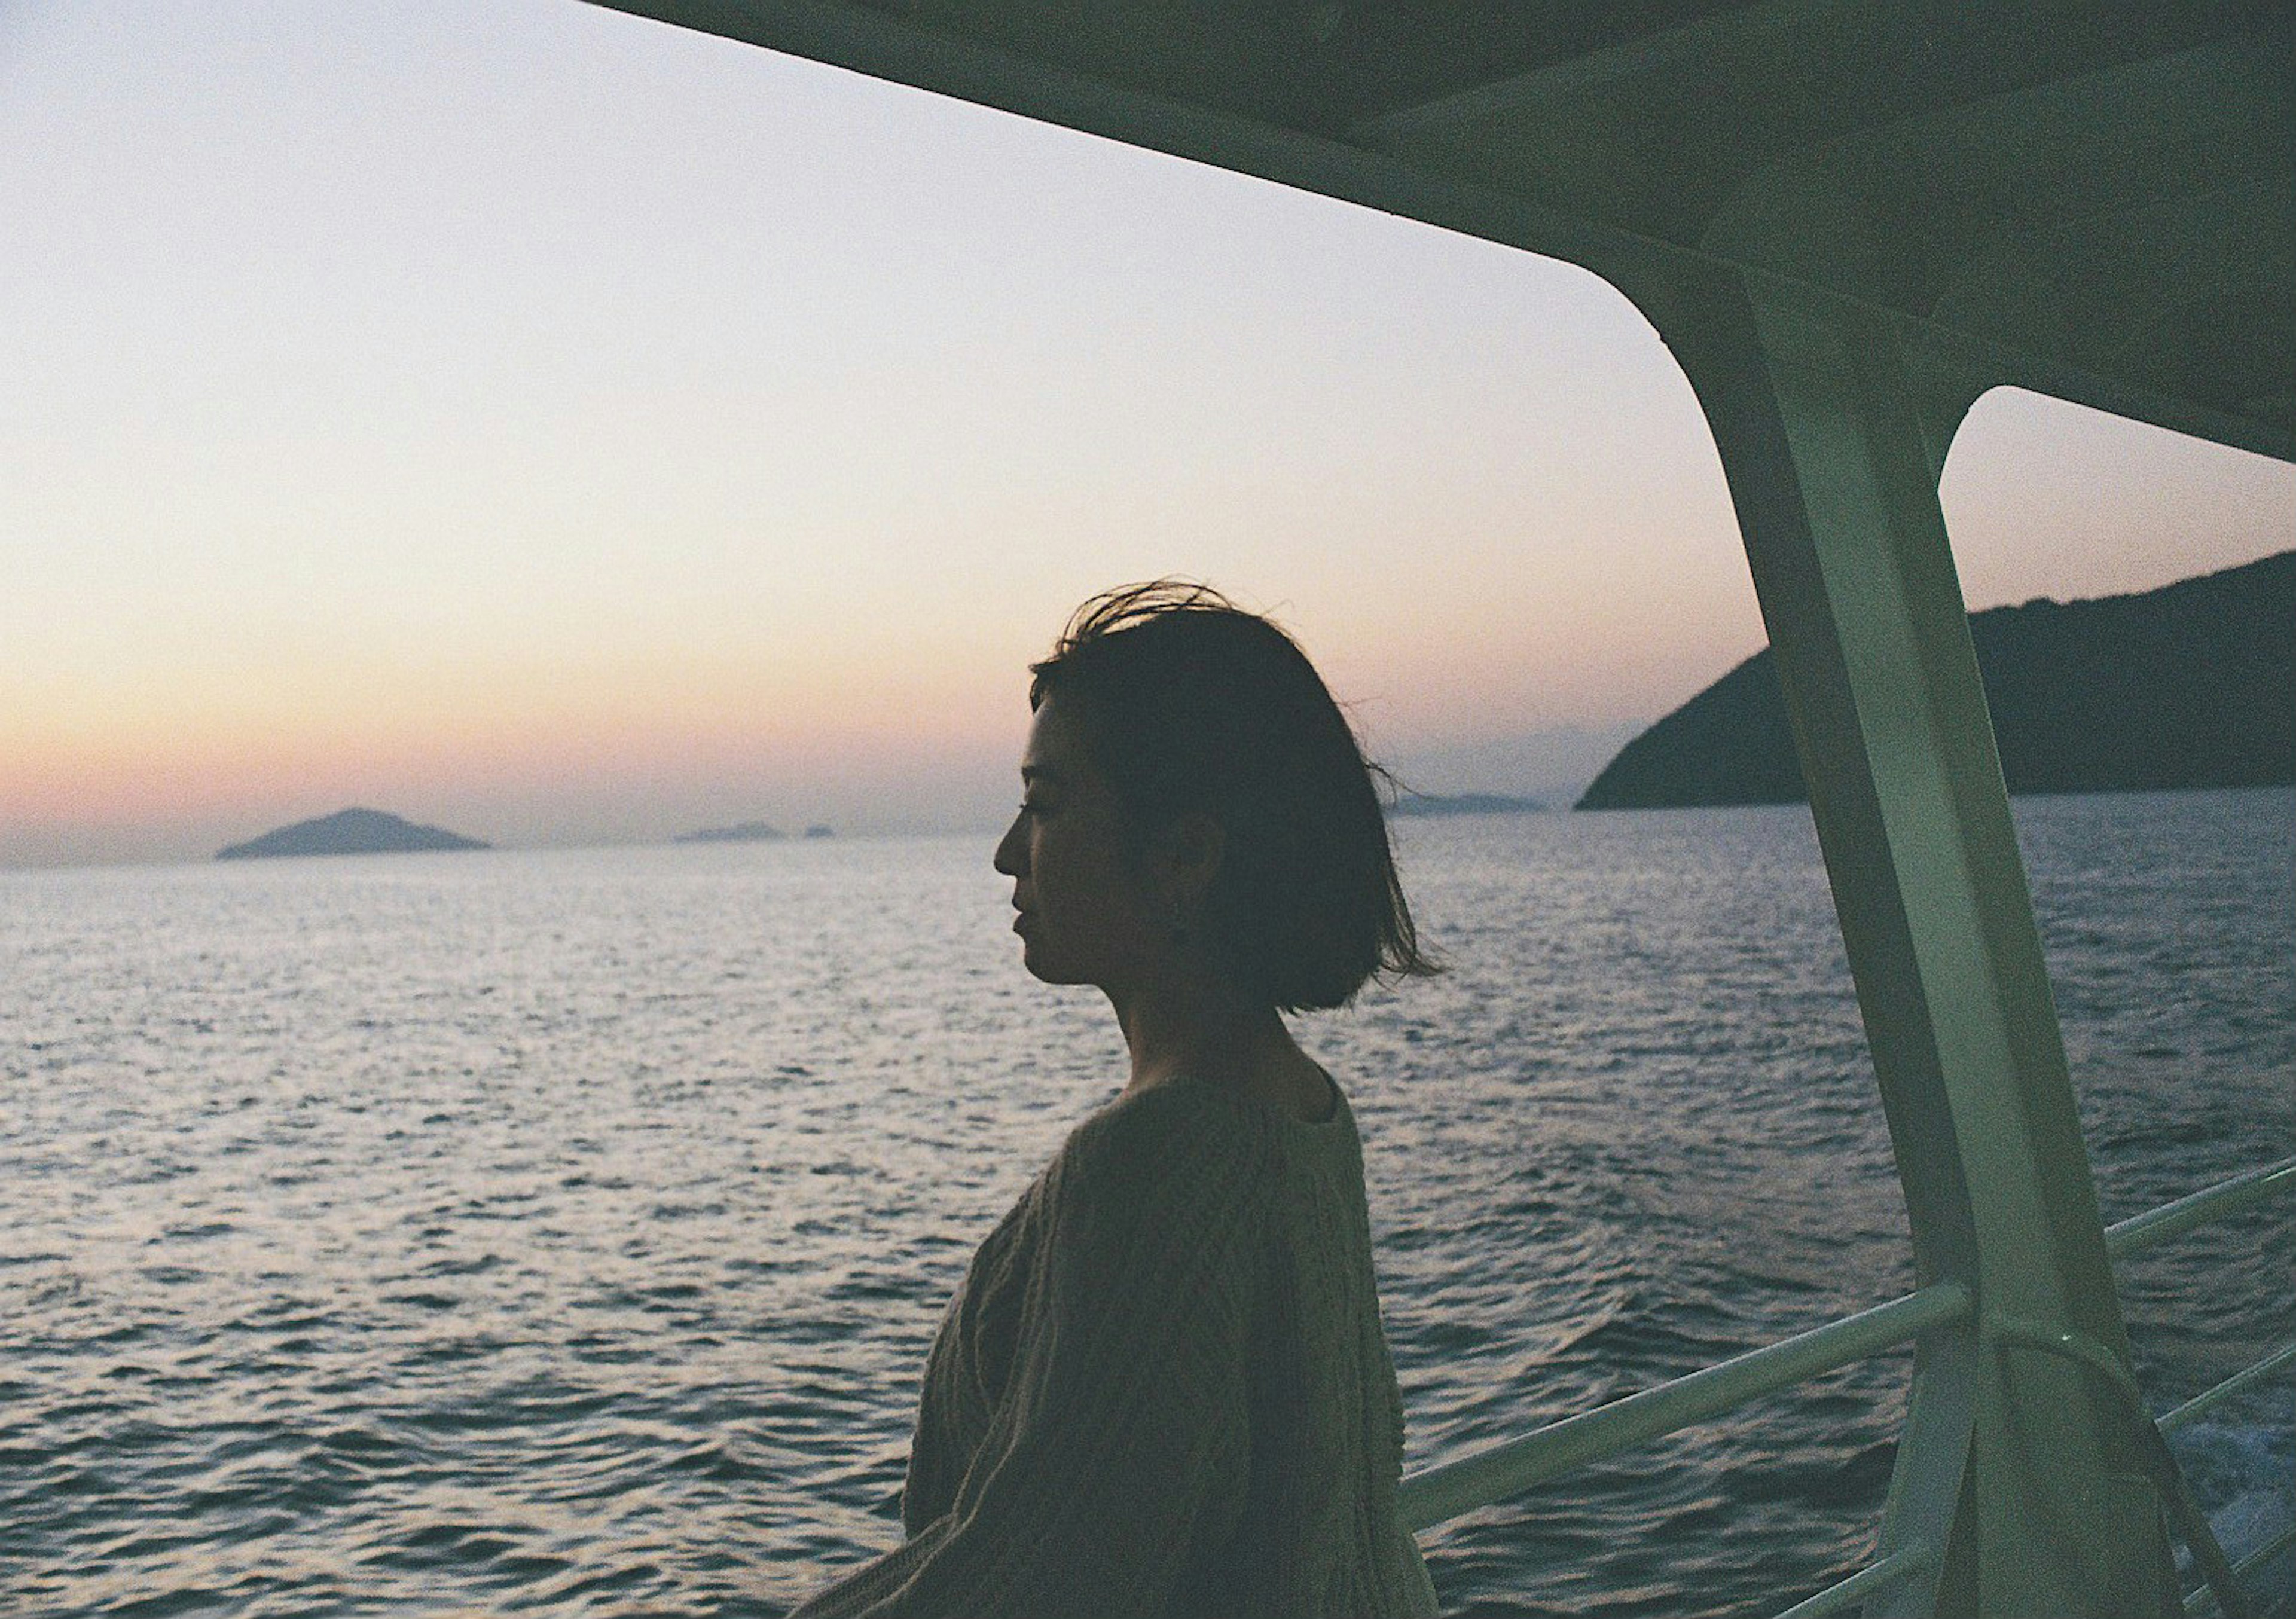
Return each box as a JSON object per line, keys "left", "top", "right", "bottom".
{"left": 993, "top": 810, "right": 1027, "bottom": 878}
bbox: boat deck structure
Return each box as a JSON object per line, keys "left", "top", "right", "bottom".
{"left": 576, "top": 2, "right": 2295, "bottom": 1612}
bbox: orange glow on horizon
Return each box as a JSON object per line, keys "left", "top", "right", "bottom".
{"left": 1, "top": 645, "right": 1031, "bottom": 835}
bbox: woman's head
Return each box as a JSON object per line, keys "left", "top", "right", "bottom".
{"left": 996, "top": 581, "right": 1436, "bottom": 1012}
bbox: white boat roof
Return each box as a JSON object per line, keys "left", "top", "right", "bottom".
{"left": 585, "top": 0, "right": 2292, "bottom": 466}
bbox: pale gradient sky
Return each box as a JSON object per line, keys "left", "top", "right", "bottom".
{"left": 5, "top": 0, "right": 2291, "bottom": 869}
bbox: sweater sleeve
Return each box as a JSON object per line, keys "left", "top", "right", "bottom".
{"left": 790, "top": 1086, "right": 1267, "bottom": 1619}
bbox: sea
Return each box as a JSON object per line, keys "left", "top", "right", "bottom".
{"left": 5, "top": 789, "right": 2291, "bottom": 1618}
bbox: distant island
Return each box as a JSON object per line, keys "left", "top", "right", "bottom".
{"left": 217, "top": 807, "right": 489, "bottom": 860}
{"left": 1578, "top": 549, "right": 2295, "bottom": 810}
{"left": 1389, "top": 792, "right": 1547, "bottom": 818}
{"left": 802, "top": 824, "right": 835, "bottom": 839}
{"left": 675, "top": 820, "right": 786, "bottom": 844}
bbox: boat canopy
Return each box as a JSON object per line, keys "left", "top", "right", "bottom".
{"left": 585, "top": 0, "right": 2291, "bottom": 467}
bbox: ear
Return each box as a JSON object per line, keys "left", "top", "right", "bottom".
{"left": 1155, "top": 811, "right": 1226, "bottom": 908}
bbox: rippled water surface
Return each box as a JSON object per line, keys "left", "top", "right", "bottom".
{"left": 5, "top": 790, "right": 2291, "bottom": 1616}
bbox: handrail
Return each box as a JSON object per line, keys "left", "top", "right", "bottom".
{"left": 1396, "top": 1281, "right": 1971, "bottom": 1532}
{"left": 1392, "top": 1158, "right": 2292, "bottom": 1600}
{"left": 2185, "top": 1521, "right": 2296, "bottom": 1616}
{"left": 2105, "top": 1159, "right": 2296, "bottom": 1617}
{"left": 2160, "top": 1339, "right": 2296, "bottom": 1435}
{"left": 2233, "top": 1522, "right": 2296, "bottom": 1580}
{"left": 1770, "top": 1547, "right": 1932, "bottom": 1619}
{"left": 1986, "top": 1316, "right": 2256, "bottom": 1619}
{"left": 2105, "top": 1156, "right": 2296, "bottom": 1260}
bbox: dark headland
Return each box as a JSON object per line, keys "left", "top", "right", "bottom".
{"left": 217, "top": 808, "right": 489, "bottom": 860}
{"left": 674, "top": 821, "right": 786, "bottom": 844}
{"left": 1578, "top": 549, "right": 2295, "bottom": 810}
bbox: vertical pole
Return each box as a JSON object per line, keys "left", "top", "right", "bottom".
{"left": 1652, "top": 270, "right": 2176, "bottom": 1616}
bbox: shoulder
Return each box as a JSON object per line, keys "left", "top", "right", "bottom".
{"left": 1046, "top": 1082, "right": 1278, "bottom": 1236}
{"left": 1065, "top": 1079, "right": 1272, "bottom": 1177}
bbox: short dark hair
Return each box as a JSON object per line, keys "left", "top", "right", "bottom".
{"left": 1028, "top": 580, "right": 1438, "bottom": 1012}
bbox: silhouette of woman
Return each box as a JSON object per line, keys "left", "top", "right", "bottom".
{"left": 791, "top": 581, "right": 1441, "bottom": 1618}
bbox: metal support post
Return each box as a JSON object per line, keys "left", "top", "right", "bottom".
{"left": 1650, "top": 268, "right": 2178, "bottom": 1617}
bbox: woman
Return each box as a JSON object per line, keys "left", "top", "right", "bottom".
{"left": 792, "top": 581, "right": 1442, "bottom": 1618}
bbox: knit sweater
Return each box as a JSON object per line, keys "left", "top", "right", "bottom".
{"left": 789, "top": 1071, "right": 1440, "bottom": 1618}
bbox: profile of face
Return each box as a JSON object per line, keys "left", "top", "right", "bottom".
{"left": 992, "top": 695, "right": 1168, "bottom": 993}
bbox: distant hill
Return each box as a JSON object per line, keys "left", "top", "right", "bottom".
{"left": 675, "top": 820, "right": 785, "bottom": 844}
{"left": 1390, "top": 792, "right": 1547, "bottom": 817}
{"left": 1578, "top": 550, "right": 2295, "bottom": 810}
{"left": 217, "top": 808, "right": 489, "bottom": 860}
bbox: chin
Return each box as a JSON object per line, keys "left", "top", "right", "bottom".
{"left": 1018, "top": 939, "right": 1094, "bottom": 988}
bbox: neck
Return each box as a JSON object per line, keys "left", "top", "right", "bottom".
{"left": 1107, "top": 963, "right": 1299, "bottom": 1096}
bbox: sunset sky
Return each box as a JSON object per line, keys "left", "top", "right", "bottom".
{"left": 5, "top": 0, "right": 2292, "bottom": 869}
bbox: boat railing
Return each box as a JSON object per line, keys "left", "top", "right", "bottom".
{"left": 1396, "top": 1154, "right": 2296, "bottom": 1618}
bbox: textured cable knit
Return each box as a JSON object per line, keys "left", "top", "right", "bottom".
{"left": 789, "top": 1071, "right": 1439, "bottom": 1618}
